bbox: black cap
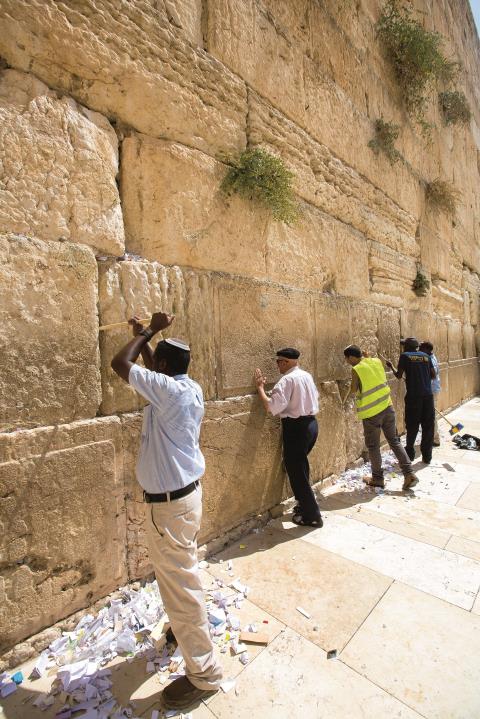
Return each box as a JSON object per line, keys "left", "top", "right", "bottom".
{"left": 401, "top": 337, "right": 419, "bottom": 349}
{"left": 276, "top": 347, "right": 300, "bottom": 359}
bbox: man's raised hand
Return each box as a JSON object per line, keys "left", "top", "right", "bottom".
{"left": 254, "top": 368, "right": 266, "bottom": 389}
{"left": 149, "top": 312, "right": 175, "bottom": 334}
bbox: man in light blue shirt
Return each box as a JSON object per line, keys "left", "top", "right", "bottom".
{"left": 419, "top": 341, "right": 441, "bottom": 446}
{"left": 111, "top": 311, "right": 222, "bottom": 711}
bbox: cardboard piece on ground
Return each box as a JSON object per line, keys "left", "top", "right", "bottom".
{"left": 239, "top": 631, "right": 270, "bottom": 645}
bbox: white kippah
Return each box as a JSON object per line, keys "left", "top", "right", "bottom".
{"left": 165, "top": 337, "right": 190, "bottom": 351}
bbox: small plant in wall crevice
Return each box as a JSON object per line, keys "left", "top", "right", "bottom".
{"left": 438, "top": 90, "right": 471, "bottom": 126}
{"left": 368, "top": 118, "right": 402, "bottom": 164}
{"left": 412, "top": 269, "right": 430, "bottom": 297}
{"left": 425, "top": 178, "right": 460, "bottom": 216}
{"left": 221, "top": 147, "right": 299, "bottom": 223}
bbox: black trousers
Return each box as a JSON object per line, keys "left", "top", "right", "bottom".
{"left": 281, "top": 416, "right": 320, "bottom": 521}
{"left": 404, "top": 394, "right": 435, "bottom": 463}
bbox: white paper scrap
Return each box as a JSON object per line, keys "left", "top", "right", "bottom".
{"left": 0, "top": 681, "right": 17, "bottom": 698}
{"left": 151, "top": 711, "right": 159, "bottom": 719}
{"left": 220, "top": 679, "right": 236, "bottom": 693}
{"left": 296, "top": 606, "right": 311, "bottom": 619}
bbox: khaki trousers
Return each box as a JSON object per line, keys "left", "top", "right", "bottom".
{"left": 145, "top": 485, "right": 223, "bottom": 690}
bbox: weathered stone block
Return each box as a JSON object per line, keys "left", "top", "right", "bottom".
{"left": 214, "top": 279, "right": 315, "bottom": 397}
{"left": 311, "top": 381, "right": 347, "bottom": 478}
{"left": 248, "top": 92, "right": 418, "bottom": 258}
{"left": 369, "top": 242, "right": 418, "bottom": 308}
{"left": 121, "top": 136, "right": 268, "bottom": 276}
{"left": 314, "top": 295, "right": 351, "bottom": 381}
{"left": 376, "top": 305, "right": 402, "bottom": 363}
{"left": 0, "top": 417, "right": 126, "bottom": 651}
{"left": 121, "top": 413, "right": 150, "bottom": 580}
{"left": 206, "top": 0, "right": 307, "bottom": 122}
{"left": 432, "top": 283, "right": 464, "bottom": 322}
{"left": 0, "top": 0, "right": 247, "bottom": 157}
{"left": 98, "top": 259, "right": 216, "bottom": 413}
{"left": 448, "top": 320, "right": 463, "bottom": 361}
{"left": 0, "top": 234, "right": 101, "bottom": 429}
{"left": 0, "top": 70, "right": 124, "bottom": 256}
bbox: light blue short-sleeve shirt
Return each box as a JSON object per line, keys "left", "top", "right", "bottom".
{"left": 128, "top": 364, "right": 205, "bottom": 493}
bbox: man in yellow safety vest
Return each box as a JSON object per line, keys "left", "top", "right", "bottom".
{"left": 342, "top": 345, "right": 418, "bottom": 491}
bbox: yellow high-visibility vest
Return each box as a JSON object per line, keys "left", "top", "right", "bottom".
{"left": 352, "top": 357, "right": 391, "bottom": 420}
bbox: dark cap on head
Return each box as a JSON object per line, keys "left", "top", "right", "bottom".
{"left": 401, "top": 337, "right": 419, "bottom": 350}
{"left": 276, "top": 347, "right": 300, "bottom": 359}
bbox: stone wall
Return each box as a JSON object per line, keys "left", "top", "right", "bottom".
{"left": 0, "top": 0, "right": 479, "bottom": 652}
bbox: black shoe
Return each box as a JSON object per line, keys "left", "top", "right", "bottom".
{"left": 292, "top": 513, "right": 323, "bottom": 528}
{"left": 433, "top": 441, "right": 441, "bottom": 447}
{"left": 422, "top": 457, "right": 431, "bottom": 465}
{"left": 405, "top": 446, "right": 415, "bottom": 461}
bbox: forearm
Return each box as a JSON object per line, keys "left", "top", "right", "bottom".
{"left": 140, "top": 343, "right": 154, "bottom": 370}
{"left": 257, "top": 385, "right": 271, "bottom": 413}
{"left": 111, "top": 334, "right": 152, "bottom": 382}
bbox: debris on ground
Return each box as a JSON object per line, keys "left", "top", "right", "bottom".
{"left": 12, "top": 572, "right": 259, "bottom": 718}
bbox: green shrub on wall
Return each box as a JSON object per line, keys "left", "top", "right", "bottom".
{"left": 368, "top": 118, "right": 401, "bottom": 164}
{"left": 221, "top": 148, "right": 299, "bottom": 223}
{"left": 425, "top": 179, "right": 460, "bottom": 215}
{"left": 439, "top": 90, "right": 472, "bottom": 125}
{"left": 412, "top": 269, "right": 430, "bottom": 297}
{"left": 377, "top": 1, "right": 458, "bottom": 130}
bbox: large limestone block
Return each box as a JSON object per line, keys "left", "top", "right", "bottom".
{"left": 376, "top": 306, "right": 402, "bottom": 363}
{"left": 121, "top": 413, "right": 150, "bottom": 580}
{"left": 200, "top": 397, "right": 285, "bottom": 542}
{"left": 0, "top": 70, "right": 124, "bottom": 256}
{"left": 311, "top": 381, "right": 347, "bottom": 478}
{"left": 463, "top": 325, "right": 476, "bottom": 359}
{"left": 0, "top": 417, "right": 126, "bottom": 651}
{"left": 0, "top": 234, "right": 101, "bottom": 429}
{"left": 314, "top": 295, "right": 351, "bottom": 381}
{"left": 0, "top": 0, "right": 247, "bottom": 157}
{"left": 368, "top": 242, "right": 418, "bottom": 308}
{"left": 214, "top": 279, "right": 315, "bottom": 397}
{"left": 98, "top": 259, "right": 215, "bottom": 414}
{"left": 447, "top": 320, "right": 464, "bottom": 361}
{"left": 121, "top": 136, "right": 269, "bottom": 276}
{"left": 206, "top": 0, "right": 307, "bottom": 121}
{"left": 248, "top": 93, "right": 418, "bottom": 257}
{"left": 265, "top": 204, "right": 370, "bottom": 297}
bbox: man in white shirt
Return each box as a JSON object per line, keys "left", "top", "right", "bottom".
{"left": 111, "top": 312, "right": 222, "bottom": 712}
{"left": 254, "top": 348, "right": 322, "bottom": 527}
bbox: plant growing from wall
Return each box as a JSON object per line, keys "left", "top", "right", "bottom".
{"left": 412, "top": 269, "right": 430, "bottom": 297}
{"left": 438, "top": 90, "right": 471, "bottom": 125}
{"left": 425, "top": 179, "right": 460, "bottom": 215}
{"left": 376, "top": 1, "right": 458, "bottom": 130}
{"left": 221, "top": 148, "right": 299, "bottom": 223}
{"left": 368, "top": 118, "right": 401, "bottom": 164}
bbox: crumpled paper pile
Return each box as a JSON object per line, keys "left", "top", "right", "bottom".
{"left": 23, "top": 568, "right": 250, "bottom": 717}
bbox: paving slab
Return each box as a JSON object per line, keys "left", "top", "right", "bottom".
{"left": 208, "top": 627, "right": 421, "bottom": 719}
{"left": 321, "top": 494, "right": 450, "bottom": 548}
{"left": 445, "top": 534, "right": 480, "bottom": 562}
{"left": 411, "top": 462, "right": 471, "bottom": 505}
{"left": 209, "top": 526, "right": 392, "bottom": 652}
{"left": 456, "top": 482, "right": 480, "bottom": 511}
{"left": 324, "top": 486, "right": 480, "bottom": 543}
{"left": 277, "top": 514, "right": 480, "bottom": 609}
{"left": 341, "top": 581, "right": 480, "bottom": 719}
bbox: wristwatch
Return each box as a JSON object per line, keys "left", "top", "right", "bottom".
{"left": 139, "top": 327, "right": 154, "bottom": 340}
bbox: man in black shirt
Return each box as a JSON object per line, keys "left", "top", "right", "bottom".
{"left": 387, "top": 337, "right": 436, "bottom": 464}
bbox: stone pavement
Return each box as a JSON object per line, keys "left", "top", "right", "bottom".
{"left": 2, "top": 398, "right": 480, "bottom": 719}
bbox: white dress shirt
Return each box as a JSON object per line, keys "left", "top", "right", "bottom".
{"left": 128, "top": 364, "right": 205, "bottom": 493}
{"left": 268, "top": 366, "right": 319, "bottom": 418}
